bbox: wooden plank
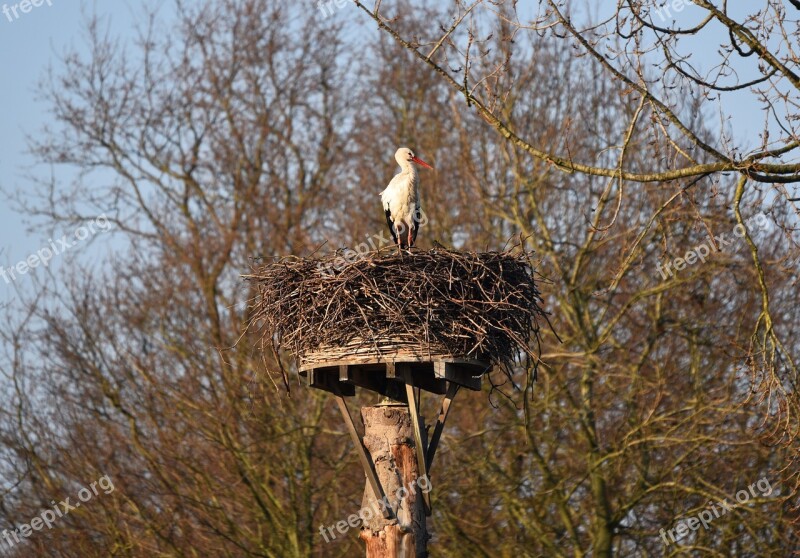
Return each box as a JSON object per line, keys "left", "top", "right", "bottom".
{"left": 388, "top": 362, "right": 411, "bottom": 380}
{"left": 426, "top": 382, "right": 459, "bottom": 471}
{"left": 299, "top": 337, "right": 458, "bottom": 367}
{"left": 307, "top": 367, "right": 355, "bottom": 396}
{"left": 309, "top": 360, "right": 484, "bottom": 395}
{"left": 404, "top": 372, "right": 431, "bottom": 516}
{"left": 299, "top": 344, "right": 490, "bottom": 371}
{"left": 339, "top": 364, "right": 408, "bottom": 400}
{"left": 334, "top": 394, "right": 393, "bottom": 519}
{"left": 387, "top": 362, "right": 446, "bottom": 394}
{"left": 433, "top": 362, "right": 483, "bottom": 391}
{"left": 411, "top": 364, "right": 447, "bottom": 394}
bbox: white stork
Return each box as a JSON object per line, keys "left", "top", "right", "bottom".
{"left": 380, "top": 147, "right": 433, "bottom": 253}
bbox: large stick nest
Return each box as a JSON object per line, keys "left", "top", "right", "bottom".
{"left": 244, "top": 246, "right": 548, "bottom": 388}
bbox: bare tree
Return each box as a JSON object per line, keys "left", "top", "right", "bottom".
{"left": 0, "top": 1, "right": 798, "bottom": 557}
{"left": 351, "top": 1, "right": 800, "bottom": 555}
{"left": 1, "top": 1, "right": 369, "bottom": 556}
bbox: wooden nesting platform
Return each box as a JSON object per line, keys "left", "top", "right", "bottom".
{"left": 298, "top": 346, "right": 492, "bottom": 519}
{"left": 298, "top": 341, "right": 490, "bottom": 397}
{"left": 299, "top": 344, "right": 490, "bottom": 518}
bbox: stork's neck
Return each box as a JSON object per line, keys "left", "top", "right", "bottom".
{"left": 399, "top": 160, "right": 417, "bottom": 176}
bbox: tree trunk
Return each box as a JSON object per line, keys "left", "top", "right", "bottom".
{"left": 359, "top": 403, "right": 429, "bottom": 558}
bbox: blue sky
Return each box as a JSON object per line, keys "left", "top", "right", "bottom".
{"left": 0, "top": 1, "right": 136, "bottom": 303}
{"left": 0, "top": 1, "right": 78, "bottom": 250}
{"left": 0, "top": 1, "right": 788, "bottom": 304}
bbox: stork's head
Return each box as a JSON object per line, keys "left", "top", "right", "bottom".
{"left": 395, "top": 147, "right": 433, "bottom": 170}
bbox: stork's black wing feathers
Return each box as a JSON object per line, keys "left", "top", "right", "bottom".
{"left": 384, "top": 208, "right": 398, "bottom": 245}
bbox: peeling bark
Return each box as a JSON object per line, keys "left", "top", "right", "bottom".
{"left": 359, "top": 403, "right": 429, "bottom": 558}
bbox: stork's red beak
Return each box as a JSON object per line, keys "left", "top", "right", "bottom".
{"left": 411, "top": 156, "right": 433, "bottom": 170}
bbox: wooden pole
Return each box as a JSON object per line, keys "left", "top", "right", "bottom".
{"left": 359, "top": 402, "right": 429, "bottom": 558}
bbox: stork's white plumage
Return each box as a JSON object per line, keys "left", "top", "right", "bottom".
{"left": 380, "top": 147, "right": 433, "bottom": 252}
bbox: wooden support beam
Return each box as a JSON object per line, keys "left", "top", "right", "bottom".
{"left": 426, "top": 382, "right": 460, "bottom": 472}
{"left": 312, "top": 360, "right": 486, "bottom": 396}
{"left": 386, "top": 361, "right": 446, "bottom": 394}
{"left": 403, "top": 371, "right": 431, "bottom": 516}
{"left": 308, "top": 367, "right": 355, "bottom": 396}
{"left": 385, "top": 361, "right": 410, "bottom": 380}
{"left": 339, "top": 364, "right": 384, "bottom": 394}
{"left": 434, "top": 361, "right": 482, "bottom": 391}
{"left": 411, "top": 368, "right": 446, "bottom": 394}
{"left": 333, "top": 394, "right": 393, "bottom": 519}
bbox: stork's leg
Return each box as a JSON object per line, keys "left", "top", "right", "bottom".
{"left": 407, "top": 226, "right": 413, "bottom": 251}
